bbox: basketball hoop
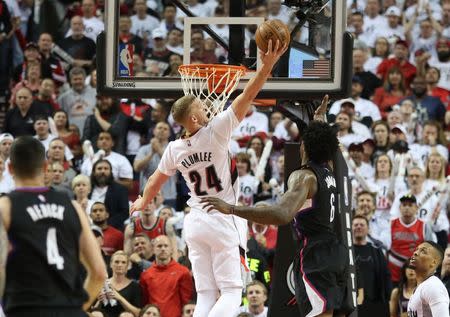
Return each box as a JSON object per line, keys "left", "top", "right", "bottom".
{"left": 179, "top": 64, "right": 246, "bottom": 119}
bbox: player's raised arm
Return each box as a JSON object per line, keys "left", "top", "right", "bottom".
{"left": 201, "top": 169, "right": 317, "bottom": 225}
{"left": 130, "top": 170, "right": 170, "bottom": 213}
{"left": 231, "top": 40, "right": 287, "bottom": 122}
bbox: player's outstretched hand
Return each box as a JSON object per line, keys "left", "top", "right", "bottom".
{"left": 201, "top": 197, "right": 234, "bottom": 214}
{"left": 130, "top": 195, "right": 144, "bottom": 215}
{"left": 260, "top": 39, "right": 288, "bottom": 69}
{"left": 313, "top": 94, "right": 329, "bottom": 122}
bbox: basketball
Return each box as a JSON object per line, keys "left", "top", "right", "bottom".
{"left": 255, "top": 19, "right": 290, "bottom": 53}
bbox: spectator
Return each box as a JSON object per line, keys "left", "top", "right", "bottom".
{"left": 389, "top": 261, "right": 417, "bottom": 317}
{"left": 134, "top": 122, "right": 176, "bottom": 206}
{"left": 425, "top": 66, "right": 450, "bottom": 108}
{"left": 128, "top": 234, "right": 154, "bottom": 281}
{"left": 190, "top": 29, "right": 218, "bottom": 64}
{"left": 90, "top": 201, "right": 124, "bottom": 256}
{"left": 363, "top": 0, "right": 387, "bottom": 44}
{"left": 57, "top": 67, "right": 96, "bottom": 135}
{"left": 159, "top": 3, "right": 184, "bottom": 36}
{"left": 364, "top": 37, "right": 390, "bottom": 75}
{"left": 377, "top": 40, "right": 416, "bottom": 87}
{"left": 182, "top": 302, "right": 196, "bottom": 317}
{"left": 139, "top": 304, "right": 161, "bottom": 317}
{"left": 33, "top": 116, "right": 73, "bottom": 160}
{"left": 140, "top": 235, "right": 193, "bottom": 317}
{"left": 372, "top": 6, "right": 405, "bottom": 45}
{"left": 441, "top": 246, "right": 450, "bottom": 296}
{"left": 239, "top": 281, "right": 268, "bottom": 317}
{"left": 332, "top": 76, "right": 382, "bottom": 127}
{"left": 72, "top": 173, "right": 94, "bottom": 217}
{"left": 89, "top": 159, "right": 130, "bottom": 230}
{"left": 130, "top": 0, "right": 160, "bottom": 48}
{"left": 410, "top": 121, "right": 448, "bottom": 163}
{"left": 124, "top": 198, "right": 178, "bottom": 260}
{"left": 354, "top": 190, "right": 388, "bottom": 249}
{"left": 352, "top": 215, "right": 391, "bottom": 317}
{"left": 335, "top": 111, "right": 365, "bottom": 149}
{"left": 423, "top": 152, "right": 447, "bottom": 192}
{"left": 0, "top": 155, "right": 14, "bottom": 193}
{"left": 58, "top": 16, "right": 96, "bottom": 71}
{"left": 404, "top": 76, "right": 446, "bottom": 123}
{"left": 387, "top": 193, "right": 436, "bottom": 284}
{"left": 119, "top": 15, "right": 143, "bottom": 57}
{"left": 353, "top": 48, "right": 382, "bottom": 99}
{"left": 95, "top": 251, "right": 142, "bottom": 317}
{"left": 9, "top": 60, "right": 43, "bottom": 107}
{"left": 53, "top": 109, "right": 81, "bottom": 151}
{"left": 81, "top": 131, "right": 133, "bottom": 189}
{"left": 83, "top": 95, "right": 129, "bottom": 155}
{"left": 50, "top": 161, "right": 73, "bottom": 197}
{"left": 66, "top": 0, "right": 104, "bottom": 43}
{"left": 5, "top": 87, "right": 44, "bottom": 136}
{"left": 11, "top": 41, "right": 51, "bottom": 86}
{"left": 348, "top": 11, "right": 372, "bottom": 44}
{"left": 37, "top": 32, "right": 66, "bottom": 86}
{"left": 267, "top": 0, "right": 292, "bottom": 24}
{"left": 429, "top": 37, "right": 450, "bottom": 91}
{"left": 166, "top": 28, "right": 183, "bottom": 56}
{"left": 0, "top": 133, "right": 13, "bottom": 162}
{"left": 143, "top": 28, "right": 171, "bottom": 76}
{"left": 373, "top": 67, "right": 409, "bottom": 119}
{"left": 233, "top": 107, "right": 269, "bottom": 147}
{"left": 33, "top": 79, "right": 60, "bottom": 113}
{"left": 405, "top": 10, "right": 441, "bottom": 63}
{"left": 348, "top": 142, "right": 375, "bottom": 179}
{"left": 372, "top": 120, "right": 390, "bottom": 156}
{"left": 236, "top": 152, "right": 259, "bottom": 206}
{"left": 47, "top": 138, "right": 77, "bottom": 186}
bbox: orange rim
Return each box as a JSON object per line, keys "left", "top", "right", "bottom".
{"left": 178, "top": 64, "right": 247, "bottom": 77}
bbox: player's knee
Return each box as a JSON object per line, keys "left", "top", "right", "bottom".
{"left": 220, "top": 287, "right": 242, "bottom": 303}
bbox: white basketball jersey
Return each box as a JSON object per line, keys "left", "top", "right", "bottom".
{"left": 158, "top": 107, "right": 240, "bottom": 212}
{"left": 407, "top": 276, "right": 449, "bottom": 317}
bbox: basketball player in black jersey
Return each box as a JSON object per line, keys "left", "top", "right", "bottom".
{"left": 0, "top": 136, "right": 107, "bottom": 317}
{"left": 202, "top": 97, "right": 350, "bottom": 317}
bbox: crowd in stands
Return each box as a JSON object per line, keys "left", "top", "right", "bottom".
{"left": 2, "top": 0, "right": 450, "bottom": 316}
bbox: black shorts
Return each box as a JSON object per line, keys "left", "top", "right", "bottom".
{"left": 294, "top": 238, "right": 349, "bottom": 317}
{"left": 6, "top": 307, "right": 87, "bottom": 317}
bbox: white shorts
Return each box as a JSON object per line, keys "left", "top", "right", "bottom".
{"left": 184, "top": 208, "right": 248, "bottom": 292}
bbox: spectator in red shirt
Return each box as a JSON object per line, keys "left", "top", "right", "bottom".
{"left": 426, "top": 66, "right": 450, "bottom": 108}
{"left": 377, "top": 40, "right": 417, "bottom": 87}
{"left": 90, "top": 201, "right": 125, "bottom": 256}
{"left": 140, "top": 235, "right": 193, "bottom": 317}
{"left": 373, "top": 67, "right": 409, "bottom": 119}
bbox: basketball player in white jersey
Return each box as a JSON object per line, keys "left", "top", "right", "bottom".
{"left": 407, "top": 241, "right": 449, "bottom": 317}
{"left": 130, "top": 40, "right": 287, "bottom": 317}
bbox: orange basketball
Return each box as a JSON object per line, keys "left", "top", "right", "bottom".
{"left": 255, "top": 19, "right": 290, "bottom": 53}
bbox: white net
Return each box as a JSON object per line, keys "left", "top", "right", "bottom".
{"left": 179, "top": 64, "right": 246, "bottom": 119}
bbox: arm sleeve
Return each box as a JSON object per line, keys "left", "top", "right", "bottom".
{"left": 209, "top": 106, "right": 240, "bottom": 144}
{"left": 139, "top": 276, "right": 149, "bottom": 305}
{"left": 157, "top": 143, "right": 177, "bottom": 176}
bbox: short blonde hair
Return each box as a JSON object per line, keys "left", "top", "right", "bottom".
{"left": 171, "top": 95, "right": 196, "bottom": 124}
{"left": 71, "top": 174, "right": 91, "bottom": 191}
{"left": 110, "top": 250, "right": 129, "bottom": 265}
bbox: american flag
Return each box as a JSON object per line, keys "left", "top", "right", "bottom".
{"left": 303, "top": 59, "right": 330, "bottom": 78}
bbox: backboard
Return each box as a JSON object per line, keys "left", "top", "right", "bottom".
{"left": 97, "top": 0, "right": 352, "bottom": 100}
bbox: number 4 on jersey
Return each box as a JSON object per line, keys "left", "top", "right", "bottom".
{"left": 46, "top": 227, "right": 64, "bottom": 270}
{"left": 189, "top": 165, "right": 223, "bottom": 196}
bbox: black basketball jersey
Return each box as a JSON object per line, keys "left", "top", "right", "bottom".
{"left": 4, "top": 188, "right": 88, "bottom": 313}
{"left": 292, "top": 161, "right": 338, "bottom": 239}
